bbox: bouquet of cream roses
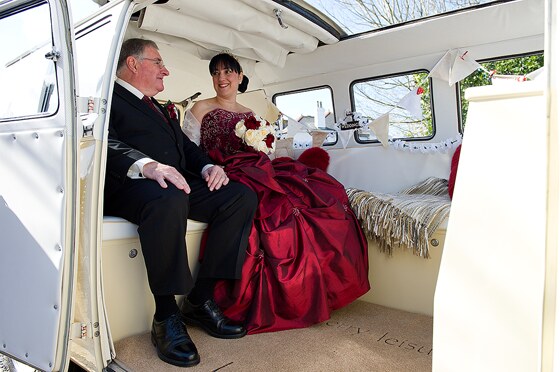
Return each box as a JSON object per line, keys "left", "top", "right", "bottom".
{"left": 234, "top": 114, "right": 276, "bottom": 154}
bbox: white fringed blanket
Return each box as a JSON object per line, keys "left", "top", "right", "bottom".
{"left": 346, "top": 177, "right": 451, "bottom": 258}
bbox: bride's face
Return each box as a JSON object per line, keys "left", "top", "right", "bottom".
{"left": 211, "top": 65, "right": 242, "bottom": 97}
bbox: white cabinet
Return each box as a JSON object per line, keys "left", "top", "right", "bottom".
{"left": 433, "top": 82, "right": 546, "bottom": 372}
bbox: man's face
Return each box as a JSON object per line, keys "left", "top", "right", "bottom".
{"left": 136, "top": 46, "right": 169, "bottom": 96}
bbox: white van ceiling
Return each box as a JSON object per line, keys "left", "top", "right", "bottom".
{"left": 123, "top": 0, "right": 543, "bottom": 103}
{"left": 124, "top": 0, "right": 341, "bottom": 101}
{"left": 135, "top": 0, "right": 338, "bottom": 68}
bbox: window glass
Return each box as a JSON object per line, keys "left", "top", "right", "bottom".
{"left": 351, "top": 70, "right": 433, "bottom": 143}
{"left": 459, "top": 53, "right": 544, "bottom": 131}
{"left": 273, "top": 87, "right": 337, "bottom": 148}
{"left": 0, "top": 2, "right": 57, "bottom": 120}
{"left": 305, "top": 0, "right": 501, "bottom": 37}
{"left": 74, "top": 14, "right": 116, "bottom": 98}
{"left": 70, "top": 0, "right": 100, "bottom": 22}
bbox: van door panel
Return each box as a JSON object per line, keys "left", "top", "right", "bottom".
{"left": 0, "top": 0, "right": 78, "bottom": 370}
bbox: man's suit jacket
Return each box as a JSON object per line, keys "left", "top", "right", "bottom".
{"left": 105, "top": 83, "right": 212, "bottom": 196}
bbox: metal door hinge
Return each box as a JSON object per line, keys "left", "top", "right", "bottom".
{"left": 45, "top": 49, "right": 61, "bottom": 62}
{"left": 70, "top": 322, "right": 93, "bottom": 340}
{"left": 78, "top": 96, "right": 102, "bottom": 114}
{"left": 78, "top": 96, "right": 104, "bottom": 137}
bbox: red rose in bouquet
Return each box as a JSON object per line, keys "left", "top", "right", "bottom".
{"left": 234, "top": 114, "right": 276, "bottom": 154}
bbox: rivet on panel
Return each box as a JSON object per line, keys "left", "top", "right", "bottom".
{"left": 102, "top": 99, "right": 107, "bottom": 104}
{"left": 11, "top": 134, "right": 16, "bottom": 141}
{"left": 49, "top": 363, "right": 53, "bottom": 368}
{"left": 94, "top": 331, "right": 100, "bottom": 337}
{"left": 56, "top": 130, "right": 64, "bottom": 137}
{"left": 32, "top": 133, "right": 39, "bottom": 139}
{"left": 129, "top": 249, "right": 138, "bottom": 258}
{"left": 2, "top": 343, "right": 5, "bottom": 348}
{"left": 101, "top": 108, "right": 106, "bottom": 114}
{"left": 430, "top": 238, "right": 439, "bottom": 247}
{"left": 93, "top": 322, "right": 99, "bottom": 328}
{"left": 55, "top": 244, "right": 62, "bottom": 251}
{"left": 57, "top": 186, "right": 64, "bottom": 193}
{"left": 25, "top": 353, "right": 28, "bottom": 358}
{"left": 54, "top": 304, "right": 58, "bottom": 310}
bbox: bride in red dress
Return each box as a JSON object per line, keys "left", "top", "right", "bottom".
{"left": 183, "top": 53, "right": 369, "bottom": 334}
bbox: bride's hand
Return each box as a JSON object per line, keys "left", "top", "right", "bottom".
{"left": 203, "top": 165, "right": 229, "bottom": 191}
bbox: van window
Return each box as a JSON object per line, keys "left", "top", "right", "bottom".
{"left": 306, "top": 0, "right": 500, "bottom": 37}
{"left": 459, "top": 52, "right": 544, "bottom": 131}
{"left": 273, "top": 86, "right": 337, "bottom": 147}
{"left": 351, "top": 70, "right": 433, "bottom": 143}
{"left": 0, "top": 1, "right": 57, "bottom": 120}
{"left": 69, "top": 0, "right": 100, "bottom": 22}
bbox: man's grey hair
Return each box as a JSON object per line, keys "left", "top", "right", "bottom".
{"left": 116, "top": 38, "right": 159, "bottom": 74}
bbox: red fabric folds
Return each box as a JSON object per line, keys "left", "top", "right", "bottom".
{"left": 201, "top": 108, "right": 370, "bottom": 334}
{"left": 448, "top": 144, "right": 462, "bottom": 199}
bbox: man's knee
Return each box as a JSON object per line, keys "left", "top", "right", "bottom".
{"left": 231, "top": 183, "right": 258, "bottom": 213}
{"left": 146, "top": 186, "right": 190, "bottom": 217}
{"left": 246, "top": 188, "right": 258, "bottom": 213}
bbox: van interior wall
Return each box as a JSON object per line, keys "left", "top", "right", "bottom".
{"left": 259, "top": 0, "right": 544, "bottom": 193}
{"left": 127, "top": 0, "right": 544, "bottom": 194}
{"left": 262, "top": 36, "right": 543, "bottom": 193}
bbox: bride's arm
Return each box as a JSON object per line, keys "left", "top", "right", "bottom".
{"left": 182, "top": 109, "right": 202, "bottom": 145}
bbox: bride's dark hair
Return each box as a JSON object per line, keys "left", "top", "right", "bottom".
{"left": 209, "top": 53, "right": 249, "bottom": 93}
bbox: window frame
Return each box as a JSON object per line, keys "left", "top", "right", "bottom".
{"left": 0, "top": 0, "right": 59, "bottom": 122}
{"left": 456, "top": 50, "right": 545, "bottom": 133}
{"left": 272, "top": 84, "right": 338, "bottom": 147}
{"left": 349, "top": 68, "right": 436, "bottom": 145}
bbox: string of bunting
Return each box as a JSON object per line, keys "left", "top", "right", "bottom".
{"left": 280, "top": 47, "right": 540, "bottom": 151}
{"left": 389, "top": 136, "right": 462, "bottom": 153}
{"left": 332, "top": 111, "right": 462, "bottom": 153}
{"left": 330, "top": 48, "right": 532, "bottom": 151}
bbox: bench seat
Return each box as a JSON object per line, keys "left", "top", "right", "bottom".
{"left": 359, "top": 222, "right": 447, "bottom": 316}
{"left": 102, "top": 216, "right": 207, "bottom": 241}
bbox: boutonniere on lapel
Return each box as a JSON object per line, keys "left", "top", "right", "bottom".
{"left": 165, "top": 100, "right": 179, "bottom": 121}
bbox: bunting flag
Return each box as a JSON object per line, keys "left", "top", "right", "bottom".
{"left": 449, "top": 50, "right": 481, "bottom": 85}
{"left": 338, "top": 130, "right": 353, "bottom": 149}
{"left": 527, "top": 67, "right": 545, "bottom": 81}
{"left": 310, "top": 130, "right": 330, "bottom": 147}
{"left": 428, "top": 49, "right": 481, "bottom": 86}
{"left": 286, "top": 116, "right": 310, "bottom": 138}
{"left": 368, "top": 113, "right": 390, "bottom": 147}
{"left": 397, "top": 86, "right": 424, "bottom": 120}
{"left": 428, "top": 49, "right": 455, "bottom": 83}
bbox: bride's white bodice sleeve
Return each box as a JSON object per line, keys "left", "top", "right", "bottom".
{"left": 182, "top": 109, "right": 201, "bottom": 145}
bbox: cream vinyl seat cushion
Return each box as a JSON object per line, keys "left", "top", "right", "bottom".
{"left": 102, "top": 216, "right": 207, "bottom": 241}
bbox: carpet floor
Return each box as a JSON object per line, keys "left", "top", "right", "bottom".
{"left": 114, "top": 300, "right": 432, "bottom": 371}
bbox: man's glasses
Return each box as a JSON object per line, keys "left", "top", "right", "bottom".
{"left": 141, "top": 57, "right": 166, "bottom": 68}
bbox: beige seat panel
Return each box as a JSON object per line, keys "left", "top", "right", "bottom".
{"left": 101, "top": 217, "right": 207, "bottom": 342}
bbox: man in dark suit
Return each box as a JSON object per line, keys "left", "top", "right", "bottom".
{"left": 104, "top": 38, "right": 257, "bottom": 367}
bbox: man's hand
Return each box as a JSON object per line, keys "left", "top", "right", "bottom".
{"left": 202, "top": 165, "right": 229, "bottom": 191}
{"left": 142, "top": 161, "right": 191, "bottom": 194}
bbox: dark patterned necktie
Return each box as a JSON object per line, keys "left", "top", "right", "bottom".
{"left": 142, "top": 95, "right": 168, "bottom": 123}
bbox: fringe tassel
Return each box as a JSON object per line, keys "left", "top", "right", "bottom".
{"left": 347, "top": 177, "right": 451, "bottom": 258}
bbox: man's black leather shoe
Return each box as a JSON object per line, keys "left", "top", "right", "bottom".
{"left": 151, "top": 313, "right": 200, "bottom": 367}
{"left": 180, "top": 297, "right": 247, "bottom": 339}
